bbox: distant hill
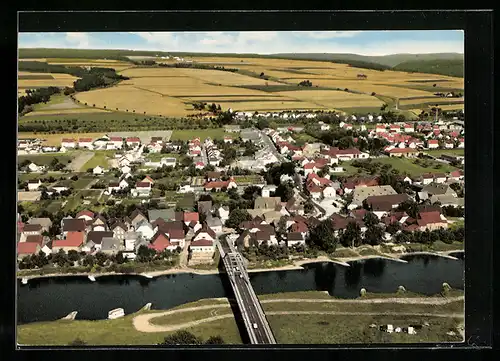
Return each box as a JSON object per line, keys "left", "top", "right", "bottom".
{"left": 393, "top": 59, "right": 464, "bottom": 78}
{"left": 18, "top": 48, "right": 464, "bottom": 77}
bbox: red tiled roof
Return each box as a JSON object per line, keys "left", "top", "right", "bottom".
{"left": 184, "top": 212, "right": 199, "bottom": 222}
{"left": 53, "top": 231, "right": 84, "bottom": 248}
{"left": 136, "top": 182, "right": 151, "bottom": 188}
{"left": 387, "top": 148, "right": 417, "bottom": 153}
{"left": 196, "top": 162, "right": 205, "bottom": 166}
{"left": 204, "top": 180, "right": 229, "bottom": 189}
{"left": 191, "top": 238, "right": 213, "bottom": 247}
{"left": 77, "top": 210, "right": 95, "bottom": 218}
{"left": 290, "top": 222, "right": 308, "bottom": 233}
{"left": 450, "top": 170, "right": 463, "bottom": 177}
{"left": 79, "top": 138, "right": 93, "bottom": 142}
{"left": 428, "top": 140, "right": 439, "bottom": 144}
{"left": 110, "top": 137, "right": 122, "bottom": 141}
{"left": 149, "top": 233, "right": 172, "bottom": 252}
{"left": 167, "top": 229, "right": 185, "bottom": 240}
{"left": 142, "top": 176, "right": 155, "bottom": 184}
{"left": 307, "top": 183, "right": 323, "bottom": 193}
{"left": 126, "top": 137, "right": 140, "bottom": 142}
{"left": 17, "top": 242, "right": 41, "bottom": 255}
{"left": 61, "top": 138, "right": 76, "bottom": 142}
{"left": 304, "top": 163, "right": 316, "bottom": 169}
{"left": 417, "top": 211, "right": 444, "bottom": 226}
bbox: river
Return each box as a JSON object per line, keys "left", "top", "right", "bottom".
{"left": 17, "top": 253, "right": 464, "bottom": 324}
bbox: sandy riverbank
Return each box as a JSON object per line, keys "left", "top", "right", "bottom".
{"left": 17, "top": 249, "right": 464, "bottom": 281}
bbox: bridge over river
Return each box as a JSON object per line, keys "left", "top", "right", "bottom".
{"left": 216, "top": 237, "right": 276, "bottom": 344}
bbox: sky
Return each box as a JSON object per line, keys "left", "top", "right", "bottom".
{"left": 18, "top": 31, "right": 464, "bottom": 56}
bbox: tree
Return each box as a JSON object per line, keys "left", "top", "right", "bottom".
{"left": 306, "top": 219, "right": 338, "bottom": 252}
{"left": 205, "top": 335, "right": 225, "bottom": 345}
{"left": 396, "top": 199, "right": 419, "bottom": 219}
{"left": 304, "top": 199, "right": 315, "bottom": 214}
{"left": 242, "top": 185, "right": 261, "bottom": 201}
{"left": 225, "top": 209, "right": 252, "bottom": 229}
{"left": 274, "top": 182, "right": 294, "bottom": 202}
{"left": 340, "top": 221, "right": 362, "bottom": 248}
{"left": 159, "top": 331, "right": 202, "bottom": 345}
{"left": 364, "top": 225, "right": 384, "bottom": 246}
{"left": 363, "top": 212, "right": 379, "bottom": 228}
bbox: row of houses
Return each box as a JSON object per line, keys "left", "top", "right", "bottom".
{"left": 17, "top": 208, "right": 220, "bottom": 261}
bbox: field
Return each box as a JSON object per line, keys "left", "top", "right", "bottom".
{"left": 81, "top": 151, "right": 115, "bottom": 170}
{"left": 18, "top": 153, "right": 72, "bottom": 166}
{"left": 425, "top": 149, "right": 464, "bottom": 157}
{"left": 344, "top": 157, "right": 459, "bottom": 177}
{"left": 18, "top": 52, "right": 464, "bottom": 120}
{"left": 17, "top": 290, "right": 463, "bottom": 346}
{"left": 18, "top": 72, "right": 79, "bottom": 93}
{"left": 170, "top": 128, "right": 229, "bottom": 141}
{"left": 18, "top": 132, "right": 106, "bottom": 146}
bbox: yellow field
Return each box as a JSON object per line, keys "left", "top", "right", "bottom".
{"left": 18, "top": 132, "right": 106, "bottom": 146}
{"left": 277, "top": 90, "right": 384, "bottom": 108}
{"left": 399, "top": 97, "right": 464, "bottom": 106}
{"left": 18, "top": 72, "right": 79, "bottom": 89}
{"left": 19, "top": 54, "right": 463, "bottom": 116}
{"left": 74, "top": 85, "right": 195, "bottom": 117}
{"left": 23, "top": 108, "right": 111, "bottom": 116}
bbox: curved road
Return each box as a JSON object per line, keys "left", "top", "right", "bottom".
{"left": 132, "top": 296, "right": 464, "bottom": 333}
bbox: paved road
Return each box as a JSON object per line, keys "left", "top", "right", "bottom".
{"left": 69, "top": 152, "right": 95, "bottom": 172}
{"left": 258, "top": 131, "right": 285, "bottom": 163}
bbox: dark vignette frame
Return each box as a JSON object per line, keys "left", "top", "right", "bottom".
{"left": 1, "top": 8, "right": 494, "bottom": 361}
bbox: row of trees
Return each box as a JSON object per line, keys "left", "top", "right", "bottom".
{"left": 18, "top": 86, "right": 61, "bottom": 114}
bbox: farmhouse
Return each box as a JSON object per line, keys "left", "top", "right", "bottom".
{"left": 365, "top": 193, "right": 411, "bottom": 219}
{"left": 110, "top": 137, "right": 124, "bottom": 149}
{"left": 427, "top": 140, "right": 439, "bottom": 149}
{"left": 126, "top": 137, "right": 141, "bottom": 147}
{"left": 384, "top": 146, "right": 419, "bottom": 158}
{"left": 27, "top": 179, "right": 42, "bottom": 191}
{"left": 78, "top": 138, "right": 94, "bottom": 149}
{"left": 131, "top": 182, "right": 151, "bottom": 197}
{"left": 61, "top": 138, "right": 76, "bottom": 148}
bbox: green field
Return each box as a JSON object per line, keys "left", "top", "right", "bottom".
{"left": 425, "top": 149, "right": 464, "bottom": 157}
{"left": 344, "top": 157, "right": 458, "bottom": 177}
{"left": 17, "top": 290, "right": 463, "bottom": 346}
{"left": 81, "top": 151, "right": 112, "bottom": 170}
{"left": 18, "top": 172, "right": 63, "bottom": 182}
{"left": 72, "top": 177, "right": 94, "bottom": 189}
{"left": 170, "top": 128, "right": 229, "bottom": 141}
{"left": 146, "top": 153, "right": 180, "bottom": 161}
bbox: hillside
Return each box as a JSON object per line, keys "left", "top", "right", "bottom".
{"left": 393, "top": 59, "right": 464, "bottom": 78}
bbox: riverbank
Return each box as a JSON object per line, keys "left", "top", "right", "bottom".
{"left": 17, "top": 248, "right": 464, "bottom": 281}
{"left": 17, "top": 290, "right": 464, "bottom": 346}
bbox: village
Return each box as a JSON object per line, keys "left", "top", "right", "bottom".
{"left": 16, "top": 113, "right": 465, "bottom": 274}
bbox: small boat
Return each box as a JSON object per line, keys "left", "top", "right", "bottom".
{"left": 108, "top": 308, "right": 125, "bottom": 320}
{"left": 142, "top": 274, "right": 153, "bottom": 279}
{"left": 21, "top": 278, "right": 28, "bottom": 285}
{"left": 88, "top": 275, "right": 96, "bottom": 282}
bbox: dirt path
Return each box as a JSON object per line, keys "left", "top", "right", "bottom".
{"left": 132, "top": 296, "right": 464, "bottom": 333}
{"left": 69, "top": 152, "right": 95, "bottom": 172}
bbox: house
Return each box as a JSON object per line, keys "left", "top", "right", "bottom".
{"left": 417, "top": 211, "right": 448, "bottom": 231}
{"left": 206, "top": 216, "right": 223, "bottom": 234}
{"left": 91, "top": 215, "right": 108, "bottom": 231}
{"left": 206, "top": 171, "right": 221, "bottom": 182}
{"left": 261, "top": 185, "right": 277, "bottom": 198}
{"left": 189, "top": 239, "right": 215, "bottom": 255}
{"left": 287, "top": 232, "right": 305, "bottom": 247}
{"left": 149, "top": 232, "right": 176, "bottom": 252}
{"left": 422, "top": 183, "right": 457, "bottom": 197}
{"left": 108, "top": 182, "right": 121, "bottom": 194}
{"left": 223, "top": 136, "right": 233, "bottom": 144}
{"left": 384, "top": 147, "right": 419, "bottom": 158}
{"left": 129, "top": 210, "right": 148, "bottom": 229}
{"left": 131, "top": 182, "right": 152, "bottom": 197}
{"left": 142, "top": 175, "right": 155, "bottom": 186}
{"left": 52, "top": 231, "right": 85, "bottom": 252}
{"left": 430, "top": 194, "right": 464, "bottom": 207}
{"left": 184, "top": 212, "right": 199, "bottom": 227}
{"left": 448, "top": 170, "right": 464, "bottom": 182}
{"left": 218, "top": 206, "right": 230, "bottom": 224}
{"left": 27, "top": 179, "right": 42, "bottom": 191}
{"left": 62, "top": 218, "right": 86, "bottom": 237}
{"left": 148, "top": 208, "right": 176, "bottom": 223}
{"left": 124, "top": 232, "right": 140, "bottom": 252}
{"left": 192, "top": 224, "right": 216, "bottom": 242}
{"left": 198, "top": 201, "right": 213, "bottom": 217}
{"left": 350, "top": 185, "right": 397, "bottom": 209}
{"left": 458, "top": 138, "right": 464, "bottom": 148}
{"left": 224, "top": 125, "right": 241, "bottom": 133}
{"left": 78, "top": 138, "right": 94, "bottom": 149}
{"left": 390, "top": 124, "right": 401, "bottom": 133}
{"left": 135, "top": 221, "right": 155, "bottom": 240}
{"left": 17, "top": 235, "right": 44, "bottom": 259}
{"left": 286, "top": 198, "right": 305, "bottom": 216}
{"left": 27, "top": 218, "right": 52, "bottom": 233}
{"left": 204, "top": 177, "right": 237, "bottom": 192}
{"left": 375, "top": 125, "right": 386, "bottom": 133}
{"left": 427, "top": 140, "right": 439, "bottom": 149}
{"left": 160, "top": 157, "right": 177, "bottom": 168}
{"left": 195, "top": 162, "right": 205, "bottom": 170}
{"left": 126, "top": 137, "right": 141, "bottom": 147}
{"left": 254, "top": 197, "right": 282, "bottom": 210}
{"left": 404, "top": 124, "right": 414, "bottom": 133}
{"left": 444, "top": 141, "right": 455, "bottom": 149}
{"left": 61, "top": 138, "right": 76, "bottom": 148}
{"left": 110, "top": 222, "right": 128, "bottom": 240}
{"left": 365, "top": 194, "right": 411, "bottom": 219}
{"left": 82, "top": 231, "right": 113, "bottom": 252}
{"left": 76, "top": 210, "right": 95, "bottom": 222}
{"left": 420, "top": 173, "right": 436, "bottom": 185}
{"left": 121, "top": 165, "right": 131, "bottom": 174}
{"left": 166, "top": 228, "right": 185, "bottom": 249}
{"left": 100, "top": 237, "right": 123, "bottom": 255}
{"left": 93, "top": 166, "right": 104, "bottom": 175}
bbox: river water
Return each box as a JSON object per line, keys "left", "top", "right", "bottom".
{"left": 17, "top": 253, "right": 464, "bottom": 324}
